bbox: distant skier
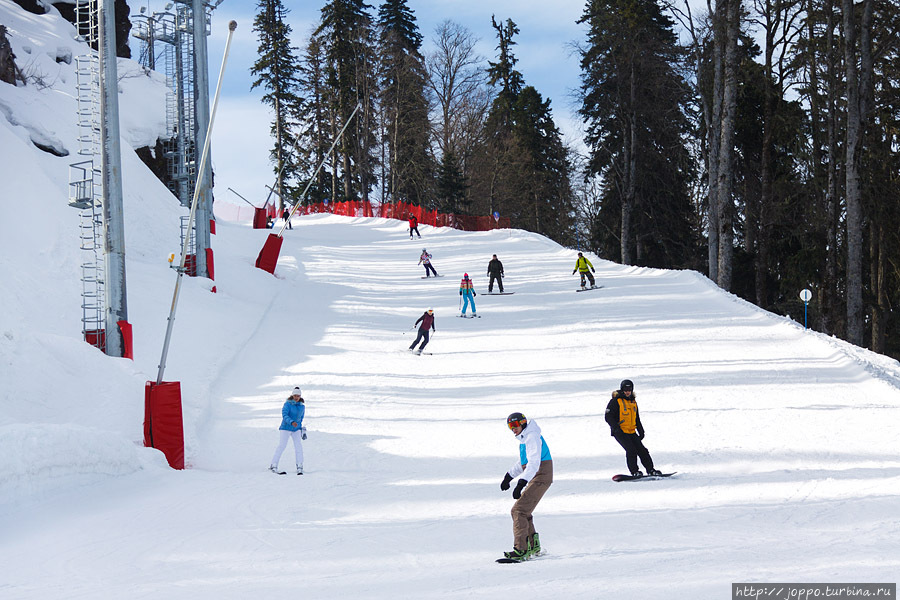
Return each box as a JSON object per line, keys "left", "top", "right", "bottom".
{"left": 499, "top": 412, "right": 553, "bottom": 561}
{"left": 408, "top": 214, "right": 421, "bottom": 238}
{"left": 418, "top": 248, "right": 438, "bottom": 277}
{"left": 269, "top": 387, "right": 307, "bottom": 475}
{"left": 487, "top": 254, "right": 505, "bottom": 293}
{"left": 572, "top": 252, "right": 596, "bottom": 289}
{"left": 282, "top": 206, "right": 292, "bottom": 230}
{"left": 459, "top": 273, "right": 477, "bottom": 317}
{"left": 408, "top": 308, "right": 435, "bottom": 354}
{"left": 605, "top": 379, "right": 662, "bottom": 478}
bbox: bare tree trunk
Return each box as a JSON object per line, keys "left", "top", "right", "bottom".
{"left": 869, "top": 222, "right": 885, "bottom": 353}
{"left": 621, "top": 67, "right": 636, "bottom": 265}
{"left": 275, "top": 93, "right": 284, "bottom": 212}
{"left": 716, "top": 0, "right": 741, "bottom": 291}
{"left": 706, "top": 0, "right": 724, "bottom": 282}
{"left": 842, "top": 0, "right": 873, "bottom": 346}
{"left": 824, "top": 0, "right": 841, "bottom": 335}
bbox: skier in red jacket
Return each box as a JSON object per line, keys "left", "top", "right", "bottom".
{"left": 408, "top": 308, "right": 435, "bottom": 354}
{"left": 408, "top": 214, "right": 421, "bottom": 238}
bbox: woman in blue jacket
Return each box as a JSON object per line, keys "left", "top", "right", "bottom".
{"left": 269, "top": 387, "right": 307, "bottom": 475}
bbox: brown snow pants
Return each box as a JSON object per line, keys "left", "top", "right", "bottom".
{"left": 511, "top": 460, "right": 553, "bottom": 550}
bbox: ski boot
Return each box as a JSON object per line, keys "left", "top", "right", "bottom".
{"left": 269, "top": 465, "right": 279, "bottom": 474}
{"left": 415, "top": 348, "right": 423, "bottom": 355}
{"left": 503, "top": 547, "right": 529, "bottom": 562}
{"left": 297, "top": 464, "right": 304, "bottom": 475}
{"left": 527, "top": 533, "right": 542, "bottom": 557}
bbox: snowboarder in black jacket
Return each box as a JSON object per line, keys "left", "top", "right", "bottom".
{"left": 487, "top": 254, "right": 505, "bottom": 293}
{"left": 605, "top": 379, "right": 662, "bottom": 477}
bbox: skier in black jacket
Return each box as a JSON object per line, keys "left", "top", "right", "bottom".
{"left": 487, "top": 254, "right": 505, "bottom": 293}
{"left": 605, "top": 379, "right": 662, "bottom": 477}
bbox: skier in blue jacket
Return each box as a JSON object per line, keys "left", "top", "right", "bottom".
{"left": 269, "top": 387, "right": 307, "bottom": 475}
{"left": 499, "top": 412, "right": 553, "bottom": 561}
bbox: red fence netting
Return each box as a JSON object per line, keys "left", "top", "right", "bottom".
{"left": 215, "top": 199, "right": 510, "bottom": 231}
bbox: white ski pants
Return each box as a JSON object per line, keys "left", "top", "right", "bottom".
{"left": 271, "top": 430, "right": 304, "bottom": 468}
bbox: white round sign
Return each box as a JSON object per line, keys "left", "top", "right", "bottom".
{"left": 799, "top": 288, "right": 812, "bottom": 303}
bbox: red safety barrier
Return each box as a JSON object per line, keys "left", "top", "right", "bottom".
{"left": 255, "top": 233, "right": 283, "bottom": 274}
{"left": 252, "top": 207, "right": 268, "bottom": 229}
{"left": 117, "top": 320, "right": 133, "bottom": 360}
{"left": 85, "top": 329, "right": 105, "bottom": 349}
{"left": 143, "top": 381, "right": 185, "bottom": 470}
{"left": 210, "top": 219, "right": 216, "bottom": 235}
{"left": 205, "top": 248, "right": 215, "bottom": 281}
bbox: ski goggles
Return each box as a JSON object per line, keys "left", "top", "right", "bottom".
{"left": 507, "top": 418, "right": 527, "bottom": 430}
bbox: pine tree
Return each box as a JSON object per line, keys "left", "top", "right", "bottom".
{"left": 377, "top": 0, "right": 433, "bottom": 205}
{"left": 578, "top": 0, "right": 699, "bottom": 268}
{"left": 251, "top": 0, "right": 303, "bottom": 211}
{"left": 316, "top": 0, "right": 378, "bottom": 203}
{"left": 435, "top": 148, "right": 467, "bottom": 213}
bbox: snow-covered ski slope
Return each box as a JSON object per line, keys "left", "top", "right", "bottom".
{"left": 1, "top": 2, "right": 899, "bottom": 598}
{"left": 3, "top": 215, "right": 900, "bottom": 599}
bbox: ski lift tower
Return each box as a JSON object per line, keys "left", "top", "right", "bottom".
{"left": 132, "top": 0, "right": 222, "bottom": 280}
{"left": 67, "top": 0, "right": 129, "bottom": 358}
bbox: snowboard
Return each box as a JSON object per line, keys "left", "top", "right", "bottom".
{"left": 496, "top": 550, "right": 545, "bottom": 563}
{"left": 420, "top": 274, "right": 444, "bottom": 278}
{"left": 485, "top": 292, "right": 515, "bottom": 295}
{"left": 575, "top": 285, "right": 604, "bottom": 292}
{"left": 612, "top": 472, "right": 676, "bottom": 482}
{"left": 457, "top": 314, "right": 481, "bottom": 318}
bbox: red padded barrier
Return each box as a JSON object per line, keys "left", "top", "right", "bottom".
{"left": 255, "top": 233, "right": 283, "bottom": 274}
{"left": 144, "top": 381, "right": 185, "bottom": 470}
{"left": 117, "top": 320, "right": 133, "bottom": 360}
{"left": 252, "top": 207, "right": 268, "bottom": 229}
{"left": 210, "top": 219, "right": 216, "bottom": 234}
{"left": 205, "top": 248, "right": 215, "bottom": 281}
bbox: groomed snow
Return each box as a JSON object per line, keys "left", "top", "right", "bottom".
{"left": 1, "top": 2, "right": 898, "bottom": 598}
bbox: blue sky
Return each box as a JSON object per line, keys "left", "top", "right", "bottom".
{"left": 130, "top": 0, "right": 591, "bottom": 205}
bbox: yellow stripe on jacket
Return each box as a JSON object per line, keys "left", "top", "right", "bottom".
{"left": 617, "top": 397, "right": 638, "bottom": 434}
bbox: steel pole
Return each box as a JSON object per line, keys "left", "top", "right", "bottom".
{"left": 193, "top": 0, "right": 213, "bottom": 278}
{"left": 156, "top": 21, "right": 237, "bottom": 384}
{"left": 99, "top": 0, "right": 128, "bottom": 357}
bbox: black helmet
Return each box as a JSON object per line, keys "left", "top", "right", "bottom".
{"left": 620, "top": 379, "right": 634, "bottom": 392}
{"left": 507, "top": 412, "right": 527, "bottom": 430}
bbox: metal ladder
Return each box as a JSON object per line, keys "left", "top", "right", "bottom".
{"left": 68, "top": 0, "right": 106, "bottom": 351}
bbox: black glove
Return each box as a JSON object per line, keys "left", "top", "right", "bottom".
{"left": 513, "top": 479, "right": 528, "bottom": 499}
{"left": 500, "top": 473, "right": 513, "bottom": 491}
{"left": 592, "top": 268, "right": 596, "bottom": 273}
{"left": 638, "top": 430, "right": 645, "bottom": 440}
{"left": 473, "top": 291, "right": 476, "bottom": 296}
{"left": 572, "top": 270, "right": 576, "bottom": 275}
{"left": 459, "top": 290, "right": 462, "bottom": 296}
